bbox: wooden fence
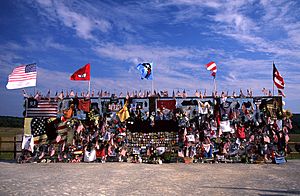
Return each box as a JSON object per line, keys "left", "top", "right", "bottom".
{"left": 0, "top": 135, "right": 22, "bottom": 160}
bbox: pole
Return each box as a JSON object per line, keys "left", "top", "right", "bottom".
{"left": 151, "top": 79, "right": 154, "bottom": 95}
{"left": 272, "top": 61, "right": 275, "bottom": 96}
{"left": 213, "top": 76, "right": 217, "bottom": 96}
{"left": 88, "top": 80, "right": 91, "bottom": 95}
{"left": 151, "top": 62, "right": 154, "bottom": 95}
{"left": 88, "top": 62, "right": 91, "bottom": 96}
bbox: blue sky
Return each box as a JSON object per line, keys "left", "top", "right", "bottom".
{"left": 1, "top": 0, "right": 300, "bottom": 117}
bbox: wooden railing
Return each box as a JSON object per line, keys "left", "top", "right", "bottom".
{"left": 0, "top": 135, "right": 22, "bottom": 160}
{"left": 287, "top": 142, "right": 300, "bottom": 159}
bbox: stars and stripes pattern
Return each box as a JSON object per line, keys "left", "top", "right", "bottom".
{"left": 6, "top": 63, "right": 37, "bottom": 89}
{"left": 206, "top": 61, "right": 217, "bottom": 77}
{"left": 26, "top": 99, "right": 58, "bottom": 118}
{"left": 56, "top": 121, "right": 69, "bottom": 142}
{"left": 273, "top": 63, "right": 285, "bottom": 89}
{"left": 31, "top": 118, "right": 48, "bottom": 144}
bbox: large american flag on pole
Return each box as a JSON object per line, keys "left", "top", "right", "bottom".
{"left": 273, "top": 63, "right": 285, "bottom": 89}
{"left": 6, "top": 63, "right": 37, "bottom": 89}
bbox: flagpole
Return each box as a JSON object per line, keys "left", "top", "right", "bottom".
{"left": 88, "top": 80, "right": 91, "bottom": 95}
{"left": 272, "top": 61, "right": 274, "bottom": 96}
{"left": 89, "top": 63, "right": 91, "bottom": 95}
{"left": 151, "top": 62, "right": 154, "bottom": 95}
{"left": 213, "top": 76, "right": 217, "bottom": 96}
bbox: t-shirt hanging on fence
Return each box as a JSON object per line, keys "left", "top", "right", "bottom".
{"left": 22, "top": 135, "right": 34, "bottom": 152}
{"left": 220, "top": 120, "right": 232, "bottom": 133}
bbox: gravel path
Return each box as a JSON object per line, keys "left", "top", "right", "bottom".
{"left": 0, "top": 160, "right": 300, "bottom": 196}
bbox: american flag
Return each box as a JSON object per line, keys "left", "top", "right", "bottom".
{"left": 57, "top": 121, "right": 69, "bottom": 142}
{"left": 31, "top": 118, "right": 48, "bottom": 145}
{"left": 273, "top": 63, "right": 285, "bottom": 89}
{"left": 6, "top": 63, "right": 37, "bottom": 89}
{"left": 26, "top": 98, "right": 58, "bottom": 118}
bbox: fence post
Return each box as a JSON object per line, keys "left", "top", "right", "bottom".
{"left": 14, "top": 136, "right": 16, "bottom": 160}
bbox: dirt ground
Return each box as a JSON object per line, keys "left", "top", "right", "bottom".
{"left": 0, "top": 160, "right": 300, "bottom": 196}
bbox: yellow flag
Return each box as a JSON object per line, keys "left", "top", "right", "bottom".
{"left": 117, "top": 101, "right": 130, "bottom": 122}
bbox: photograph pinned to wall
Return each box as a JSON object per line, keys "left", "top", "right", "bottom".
{"left": 254, "top": 96, "right": 283, "bottom": 120}
{"left": 130, "top": 98, "right": 149, "bottom": 113}
{"left": 108, "top": 98, "right": 125, "bottom": 113}
{"left": 156, "top": 99, "right": 176, "bottom": 120}
{"left": 176, "top": 98, "right": 214, "bottom": 113}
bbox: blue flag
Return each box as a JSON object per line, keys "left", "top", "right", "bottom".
{"left": 136, "top": 62, "right": 153, "bottom": 80}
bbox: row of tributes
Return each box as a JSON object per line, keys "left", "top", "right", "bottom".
{"left": 20, "top": 95, "right": 292, "bottom": 164}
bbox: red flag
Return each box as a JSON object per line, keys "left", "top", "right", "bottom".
{"left": 78, "top": 99, "right": 91, "bottom": 112}
{"left": 70, "top": 63, "right": 90, "bottom": 80}
{"left": 273, "top": 63, "right": 284, "bottom": 89}
{"left": 206, "top": 61, "right": 217, "bottom": 77}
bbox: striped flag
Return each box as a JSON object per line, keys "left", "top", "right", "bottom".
{"left": 278, "top": 89, "right": 286, "bottom": 97}
{"left": 6, "top": 63, "right": 37, "bottom": 89}
{"left": 56, "top": 121, "right": 69, "bottom": 143}
{"left": 273, "top": 63, "right": 285, "bottom": 89}
{"left": 26, "top": 98, "right": 58, "bottom": 118}
{"left": 206, "top": 61, "right": 217, "bottom": 77}
{"left": 31, "top": 118, "right": 48, "bottom": 145}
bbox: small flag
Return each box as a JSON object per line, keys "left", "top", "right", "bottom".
{"left": 262, "top": 88, "right": 268, "bottom": 95}
{"left": 160, "top": 90, "right": 168, "bottom": 97}
{"left": 182, "top": 89, "right": 187, "bottom": 98}
{"left": 206, "top": 61, "right": 217, "bottom": 77}
{"left": 278, "top": 89, "right": 286, "bottom": 97}
{"left": 117, "top": 101, "right": 130, "bottom": 122}
{"left": 136, "top": 62, "right": 153, "bottom": 80}
{"left": 70, "top": 63, "right": 90, "bottom": 81}
{"left": 273, "top": 63, "right": 284, "bottom": 89}
{"left": 6, "top": 63, "right": 37, "bottom": 89}
{"left": 195, "top": 90, "right": 200, "bottom": 97}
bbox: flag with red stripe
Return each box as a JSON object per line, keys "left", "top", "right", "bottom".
{"left": 206, "top": 61, "right": 217, "bottom": 77}
{"left": 278, "top": 89, "right": 286, "bottom": 97}
{"left": 57, "top": 121, "right": 69, "bottom": 142}
{"left": 273, "top": 63, "right": 285, "bottom": 89}
{"left": 6, "top": 63, "right": 37, "bottom": 89}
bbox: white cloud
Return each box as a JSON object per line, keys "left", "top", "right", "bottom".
{"left": 34, "top": 1, "right": 112, "bottom": 40}
{"left": 93, "top": 43, "right": 202, "bottom": 65}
